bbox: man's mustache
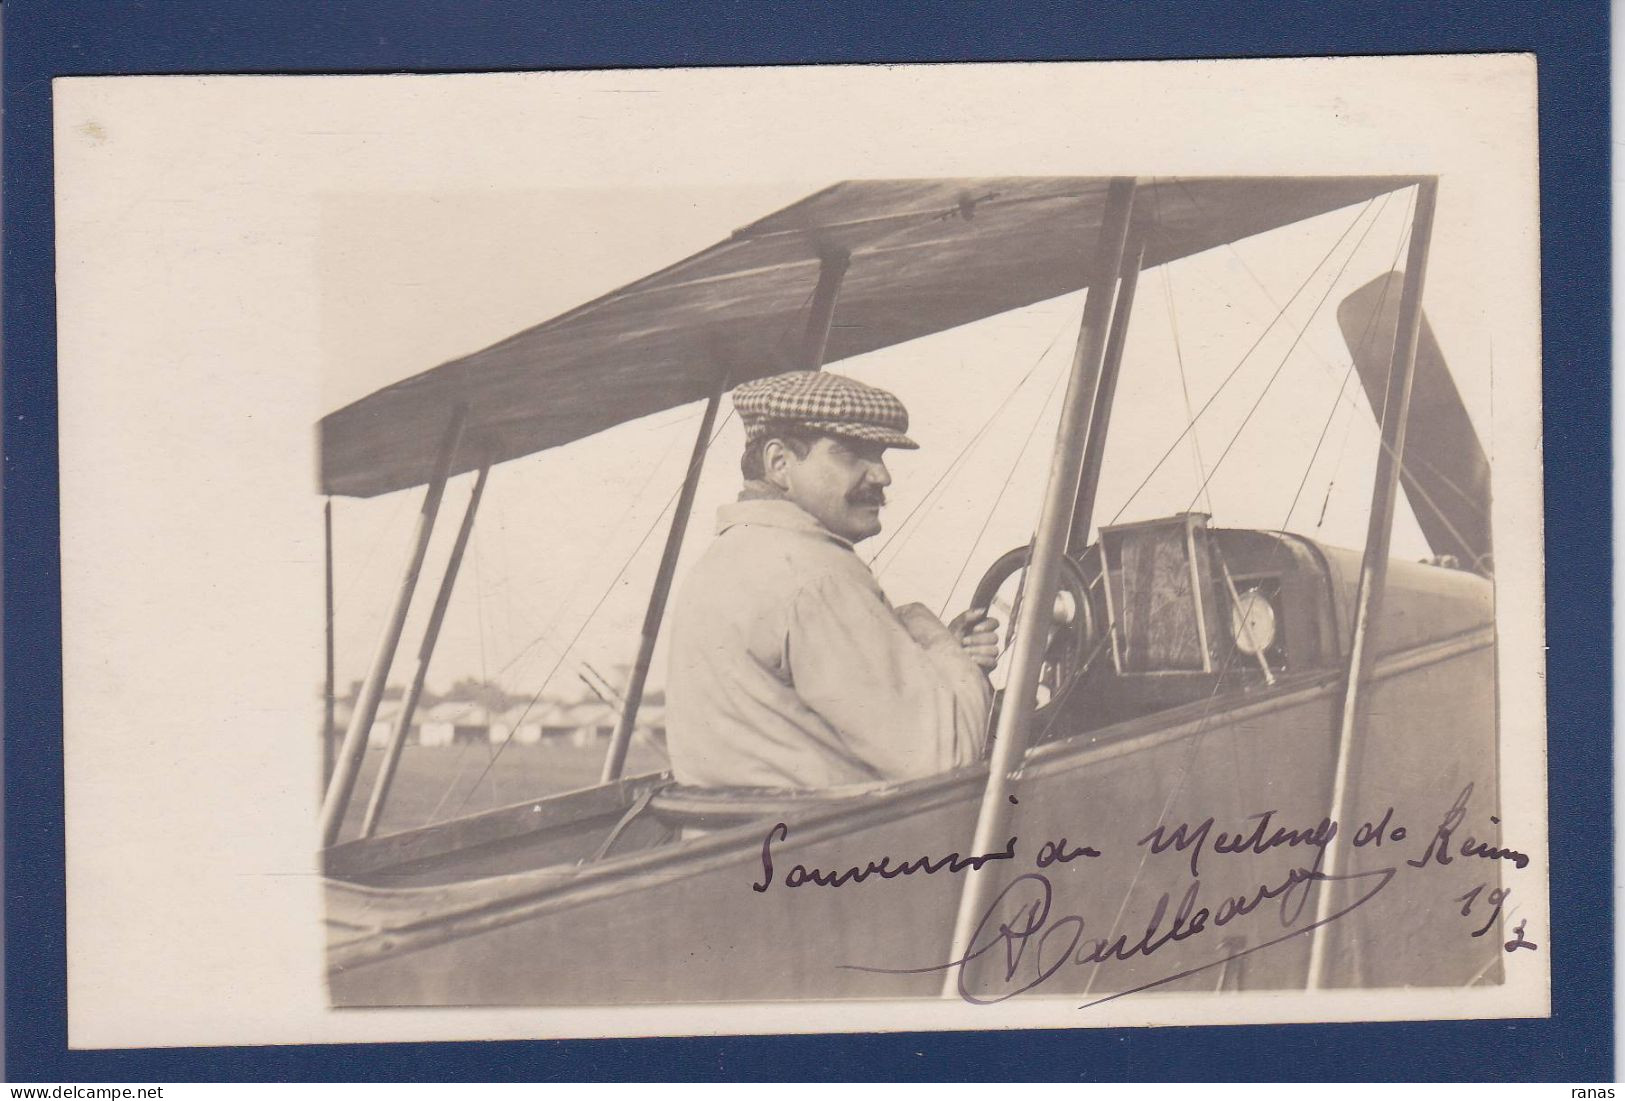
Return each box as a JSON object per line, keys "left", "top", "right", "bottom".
{"left": 847, "top": 488, "right": 887, "bottom": 507}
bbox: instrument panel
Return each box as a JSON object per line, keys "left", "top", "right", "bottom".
{"left": 1062, "top": 513, "right": 1342, "bottom": 734}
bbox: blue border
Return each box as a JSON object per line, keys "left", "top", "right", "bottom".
{"left": 4, "top": 0, "right": 1610, "bottom": 1082}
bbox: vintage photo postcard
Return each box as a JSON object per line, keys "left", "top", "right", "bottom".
{"left": 54, "top": 56, "right": 1547, "bottom": 1049}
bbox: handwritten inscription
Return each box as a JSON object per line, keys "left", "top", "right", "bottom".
{"left": 1505, "top": 918, "right": 1538, "bottom": 952}
{"left": 1138, "top": 810, "right": 1336, "bottom": 878}
{"left": 1407, "top": 783, "right": 1531, "bottom": 870}
{"left": 800, "top": 781, "right": 1537, "bottom": 1006}
{"left": 752, "top": 822, "right": 1030, "bottom": 892}
{"left": 1456, "top": 882, "right": 1512, "bottom": 937}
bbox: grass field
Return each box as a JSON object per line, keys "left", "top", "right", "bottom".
{"left": 333, "top": 739, "right": 670, "bottom": 843}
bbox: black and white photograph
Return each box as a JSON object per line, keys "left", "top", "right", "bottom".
{"left": 52, "top": 57, "right": 1548, "bottom": 1047}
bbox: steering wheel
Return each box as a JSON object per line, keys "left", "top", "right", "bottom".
{"left": 969, "top": 546, "right": 1099, "bottom": 732}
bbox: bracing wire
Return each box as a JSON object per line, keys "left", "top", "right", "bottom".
{"left": 1390, "top": 449, "right": 1491, "bottom": 519}
{"left": 863, "top": 362, "right": 991, "bottom": 575}
{"left": 1160, "top": 182, "right": 1398, "bottom": 534}
{"left": 466, "top": 508, "right": 572, "bottom": 684}
{"left": 471, "top": 524, "right": 501, "bottom": 808}
{"left": 936, "top": 358, "right": 1069, "bottom": 618}
{"left": 330, "top": 489, "right": 413, "bottom": 630}
{"left": 1170, "top": 182, "right": 1484, "bottom": 541}
{"left": 497, "top": 488, "right": 517, "bottom": 662}
{"left": 472, "top": 523, "right": 490, "bottom": 687}
{"left": 1301, "top": 186, "right": 1495, "bottom": 551}
{"left": 452, "top": 407, "right": 739, "bottom": 813}
{"left": 1149, "top": 178, "right": 1214, "bottom": 516}
{"left": 1297, "top": 190, "right": 1416, "bottom": 530}
{"left": 867, "top": 310, "right": 1078, "bottom": 577}
{"left": 1180, "top": 192, "right": 1393, "bottom": 514}
{"left": 1104, "top": 198, "right": 1377, "bottom": 529}
{"left": 1163, "top": 265, "right": 1212, "bottom": 514}
{"left": 424, "top": 743, "right": 481, "bottom": 823}
{"left": 475, "top": 423, "right": 690, "bottom": 694}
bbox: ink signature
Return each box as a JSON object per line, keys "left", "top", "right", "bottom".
{"left": 841, "top": 862, "right": 1395, "bottom": 1005}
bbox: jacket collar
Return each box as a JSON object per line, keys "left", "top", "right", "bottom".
{"left": 715, "top": 493, "right": 854, "bottom": 550}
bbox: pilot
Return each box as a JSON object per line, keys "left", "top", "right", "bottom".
{"left": 665, "top": 369, "right": 998, "bottom": 790}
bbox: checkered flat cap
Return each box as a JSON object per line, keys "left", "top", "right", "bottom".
{"left": 733, "top": 370, "right": 919, "bottom": 450}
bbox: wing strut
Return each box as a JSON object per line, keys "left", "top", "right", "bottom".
{"left": 801, "top": 247, "right": 851, "bottom": 370}
{"left": 319, "top": 406, "right": 468, "bottom": 849}
{"left": 360, "top": 461, "right": 490, "bottom": 839}
{"left": 1307, "top": 178, "right": 1439, "bottom": 988}
{"left": 940, "top": 177, "right": 1138, "bottom": 999}
{"left": 1070, "top": 232, "right": 1147, "bottom": 551}
{"left": 600, "top": 366, "right": 730, "bottom": 782}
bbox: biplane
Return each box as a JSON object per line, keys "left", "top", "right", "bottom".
{"left": 318, "top": 176, "right": 1503, "bottom": 1008}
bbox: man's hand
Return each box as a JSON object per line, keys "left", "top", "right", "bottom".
{"left": 896, "top": 602, "right": 956, "bottom": 649}
{"left": 898, "top": 604, "right": 1002, "bottom": 672}
{"left": 947, "top": 606, "right": 1002, "bottom": 672}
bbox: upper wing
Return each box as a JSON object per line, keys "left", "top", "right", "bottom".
{"left": 321, "top": 175, "right": 1420, "bottom": 498}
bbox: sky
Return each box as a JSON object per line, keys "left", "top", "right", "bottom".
{"left": 320, "top": 181, "right": 1488, "bottom": 704}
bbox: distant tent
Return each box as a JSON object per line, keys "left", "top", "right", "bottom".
{"left": 367, "top": 722, "right": 392, "bottom": 747}
{"left": 562, "top": 700, "right": 616, "bottom": 747}
{"left": 418, "top": 722, "right": 456, "bottom": 748}
{"left": 490, "top": 704, "right": 543, "bottom": 746}
{"left": 422, "top": 700, "right": 489, "bottom": 748}
{"left": 333, "top": 698, "right": 418, "bottom": 747}
{"left": 535, "top": 699, "right": 576, "bottom": 743}
{"left": 367, "top": 704, "right": 400, "bottom": 747}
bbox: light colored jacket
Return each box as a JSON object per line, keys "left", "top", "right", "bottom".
{"left": 665, "top": 497, "right": 991, "bottom": 789}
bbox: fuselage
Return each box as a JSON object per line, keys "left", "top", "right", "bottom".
{"left": 325, "top": 527, "right": 1498, "bottom": 1007}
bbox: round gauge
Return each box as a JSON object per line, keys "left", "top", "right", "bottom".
{"left": 1230, "top": 588, "right": 1278, "bottom": 657}
{"left": 1051, "top": 590, "right": 1077, "bottom": 626}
